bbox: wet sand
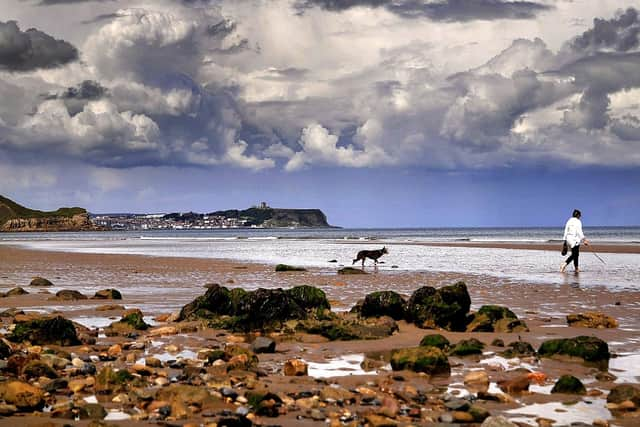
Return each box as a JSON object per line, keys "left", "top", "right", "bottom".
{"left": 1, "top": 245, "right": 640, "bottom": 426}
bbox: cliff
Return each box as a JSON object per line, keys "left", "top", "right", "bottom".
{"left": 208, "top": 207, "right": 332, "bottom": 228}
{"left": 0, "top": 195, "right": 97, "bottom": 232}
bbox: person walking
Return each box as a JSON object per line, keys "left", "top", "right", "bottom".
{"left": 561, "top": 209, "right": 590, "bottom": 273}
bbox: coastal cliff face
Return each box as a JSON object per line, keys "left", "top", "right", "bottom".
{"left": 0, "top": 195, "right": 98, "bottom": 232}
{"left": 1, "top": 213, "right": 96, "bottom": 232}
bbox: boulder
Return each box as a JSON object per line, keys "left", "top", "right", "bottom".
{"left": 551, "top": 375, "right": 586, "bottom": 394}
{"left": 95, "top": 366, "right": 135, "bottom": 394}
{"left": 287, "top": 285, "right": 331, "bottom": 312}
{"left": 419, "top": 334, "right": 450, "bottom": 350}
{"left": 105, "top": 309, "right": 149, "bottom": 335}
{"left": 51, "top": 290, "right": 87, "bottom": 301}
{"left": 275, "top": 264, "right": 307, "bottom": 272}
{"left": 0, "top": 338, "right": 12, "bottom": 358}
{"left": 464, "top": 370, "right": 490, "bottom": 393}
{"left": 502, "top": 341, "right": 536, "bottom": 358}
{"left": 8, "top": 315, "right": 80, "bottom": 346}
{"left": 390, "top": 346, "right": 450, "bottom": 375}
{"left": 283, "top": 359, "right": 308, "bottom": 376}
{"left": 251, "top": 336, "right": 276, "bottom": 354}
{"left": 178, "top": 283, "right": 237, "bottom": 320}
{"left": 538, "top": 336, "right": 610, "bottom": 364}
{"left": 449, "top": 338, "right": 485, "bottom": 356}
{"left": 567, "top": 312, "right": 618, "bottom": 329}
{"left": 607, "top": 384, "right": 640, "bottom": 406}
{"left": 405, "top": 281, "right": 471, "bottom": 331}
{"left": 92, "top": 289, "right": 123, "bottom": 300}
{"left": 4, "top": 287, "right": 28, "bottom": 297}
{"left": 497, "top": 373, "right": 530, "bottom": 394}
{"left": 0, "top": 381, "right": 45, "bottom": 411}
{"left": 298, "top": 313, "right": 398, "bottom": 340}
{"left": 337, "top": 267, "right": 368, "bottom": 275}
{"left": 358, "top": 291, "right": 406, "bottom": 320}
{"left": 466, "top": 305, "right": 528, "bottom": 333}
{"left": 481, "top": 416, "right": 519, "bottom": 427}
{"left": 22, "top": 360, "right": 59, "bottom": 379}
{"left": 156, "top": 384, "right": 218, "bottom": 416}
{"left": 30, "top": 277, "right": 53, "bottom": 287}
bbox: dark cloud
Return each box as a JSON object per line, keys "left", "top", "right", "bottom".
{"left": 571, "top": 8, "right": 640, "bottom": 52}
{"left": 0, "top": 20, "right": 78, "bottom": 71}
{"left": 36, "top": 0, "right": 114, "bottom": 4}
{"left": 59, "top": 80, "right": 108, "bottom": 100}
{"left": 207, "top": 19, "right": 237, "bottom": 38}
{"left": 296, "top": 0, "right": 552, "bottom": 21}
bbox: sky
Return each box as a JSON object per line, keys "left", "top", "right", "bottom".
{"left": 0, "top": 0, "right": 639, "bottom": 227}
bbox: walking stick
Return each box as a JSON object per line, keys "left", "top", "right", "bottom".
{"left": 588, "top": 245, "right": 606, "bottom": 264}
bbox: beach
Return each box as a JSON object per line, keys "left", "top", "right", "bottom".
{"left": 1, "top": 240, "right": 640, "bottom": 426}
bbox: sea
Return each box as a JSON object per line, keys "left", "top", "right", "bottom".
{"left": 1, "top": 226, "right": 639, "bottom": 290}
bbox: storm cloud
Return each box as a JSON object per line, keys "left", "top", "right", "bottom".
{"left": 0, "top": 20, "right": 78, "bottom": 71}
{"left": 297, "top": 0, "right": 552, "bottom": 21}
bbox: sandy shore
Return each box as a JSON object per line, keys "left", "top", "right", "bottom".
{"left": 1, "top": 245, "right": 640, "bottom": 426}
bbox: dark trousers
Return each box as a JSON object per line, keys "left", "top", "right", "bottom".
{"left": 565, "top": 245, "right": 580, "bottom": 269}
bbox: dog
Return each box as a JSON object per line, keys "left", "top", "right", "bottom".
{"left": 352, "top": 247, "right": 388, "bottom": 267}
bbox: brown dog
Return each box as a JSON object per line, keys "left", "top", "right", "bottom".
{"left": 352, "top": 247, "right": 388, "bottom": 267}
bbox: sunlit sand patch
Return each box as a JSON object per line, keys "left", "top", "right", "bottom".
{"left": 505, "top": 399, "right": 611, "bottom": 426}
{"left": 307, "top": 354, "right": 390, "bottom": 378}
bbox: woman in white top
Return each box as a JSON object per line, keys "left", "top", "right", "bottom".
{"left": 561, "top": 209, "right": 590, "bottom": 273}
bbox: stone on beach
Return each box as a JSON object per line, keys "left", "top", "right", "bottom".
{"left": 464, "top": 370, "right": 490, "bottom": 393}
{"left": 538, "top": 336, "right": 610, "bottom": 364}
{"left": 275, "top": 264, "right": 307, "bottom": 272}
{"left": 92, "top": 288, "right": 123, "bottom": 299}
{"left": 502, "top": 340, "right": 536, "bottom": 358}
{"left": 466, "top": 305, "right": 529, "bottom": 333}
{"left": 607, "top": 384, "right": 640, "bottom": 407}
{"left": 251, "top": 336, "right": 276, "bottom": 354}
{"left": 419, "top": 333, "right": 450, "bottom": 350}
{"left": 357, "top": 290, "right": 406, "bottom": 320}
{"left": 390, "top": 346, "right": 451, "bottom": 375}
{"left": 51, "top": 289, "right": 88, "bottom": 301}
{"left": 449, "top": 338, "right": 485, "bottom": 356}
{"left": 405, "top": 281, "right": 471, "bottom": 331}
{"left": 337, "top": 267, "right": 368, "bottom": 274}
{"left": 29, "top": 277, "right": 53, "bottom": 287}
{"left": 8, "top": 315, "right": 80, "bottom": 346}
{"left": 567, "top": 312, "right": 618, "bottom": 329}
{"left": 481, "top": 416, "right": 519, "bottom": 427}
{"left": 550, "top": 375, "right": 586, "bottom": 394}
{"left": 283, "top": 359, "right": 308, "bottom": 376}
{"left": 105, "top": 309, "right": 149, "bottom": 335}
{"left": 2, "top": 287, "right": 28, "bottom": 297}
{"left": 0, "top": 381, "right": 45, "bottom": 411}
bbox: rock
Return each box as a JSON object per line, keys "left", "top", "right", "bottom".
{"left": 82, "top": 403, "right": 107, "bottom": 420}
{"left": 30, "top": 277, "right": 53, "bottom": 287}
{"left": 481, "top": 416, "right": 519, "bottom": 427}
{"left": 390, "top": 346, "right": 450, "bottom": 375}
{"left": 491, "top": 338, "right": 505, "bottom": 347}
{"left": 337, "top": 267, "right": 368, "bottom": 275}
{"left": 22, "top": 359, "right": 59, "bottom": 379}
{"left": 95, "top": 366, "right": 135, "bottom": 394}
{"left": 469, "top": 405, "right": 490, "bottom": 422}
{"left": 466, "top": 305, "right": 528, "bottom": 333}
{"left": 95, "top": 304, "right": 125, "bottom": 311}
{"left": 43, "top": 378, "right": 68, "bottom": 393}
{"left": 365, "top": 414, "right": 398, "bottom": 427}
{"left": 497, "top": 374, "right": 530, "bottom": 394}
{"left": 596, "top": 371, "right": 617, "bottom": 382}
{"left": 105, "top": 309, "right": 149, "bottom": 335}
{"left": 502, "top": 341, "right": 536, "bottom": 358}
{"left": 0, "top": 338, "right": 12, "bottom": 358}
{"left": 419, "top": 334, "right": 450, "bottom": 350}
{"left": 538, "top": 336, "right": 610, "bottom": 364}
{"left": 405, "top": 281, "right": 471, "bottom": 331}
{"left": 0, "top": 404, "right": 17, "bottom": 416}
{"left": 567, "top": 312, "right": 618, "bottom": 329}
{"left": 298, "top": 313, "right": 398, "bottom": 340}
{"left": 551, "top": 375, "right": 586, "bottom": 394}
{"left": 283, "top": 359, "right": 308, "bottom": 376}
{"left": 449, "top": 338, "right": 485, "bottom": 356}
{"left": 452, "top": 411, "right": 475, "bottom": 423}
{"left": 148, "top": 326, "right": 178, "bottom": 336}
{"left": 287, "top": 285, "right": 331, "bottom": 312}
{"left": 51, "top": 289, "right": 88, "bottom": 301}
{"left": 93, "top": 289, "right": 123, "bottom": 300}
{"left": 107, "top": 344, "right": 122, "bottom": 357}
{"left": 251, "top": 336, "right": 276, "bottom": 354}
{"left": 445, "top": 398, "right": 470, "bottom": 411}
{"left": 68, "top": 379, "right": 88, "bottom": 393}
{"left": 275, "top": 264, "right": 307, "bottom": 272}
{"left": 156, "top": 384, "right": 218, "bottom": 416}
{"left": 8, "top": 315, "right": 80, "bottom": 346}
{"left": 607, "top": 384, "right": 640, "bottom": 406}
{"left": 464, "top": 370, "right": 490, "bottom": 393}
{"left": 320, "top": 385, "right": 354, "bottom": 402}
{"left": 356, "top": 291, "right": 406, "bottom": 320}
{"left": 4, "top": 287, "right": 28, "bottom": 297}
{"left": 0, "top": 381, "right": 45, "bottom": 411}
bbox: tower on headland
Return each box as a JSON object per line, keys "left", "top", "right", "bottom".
{"left": 258, "top": 202, "right": 269, "bottom": 209}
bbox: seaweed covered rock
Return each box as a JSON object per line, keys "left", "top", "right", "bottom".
{"left": 29, "top": 277, "right": 53, "bottom": 287}
{"left": 22, "top": 360, "right": 59, "bottom": 379}
{"left": 178, "top": 284, "right": 331, "bottom": 331}
{"left": 3, "top": 287, "right": 28, "bottom": 297}
{"left": 358, "top": 291, "right": 406, "bottom": 320}
{"left": 50, "top": 290, "right": 87, "bottom": 301}
{"left": 92, "top": 289, "right": 122, "bottom": 300}
{"left": 607, "top": 384, "right": 640, "bottom": 406}
{"left": 405, "top": 282, "right": 471, "bottom": 331}
{"left": 0, "top": 338, "right": 12, "bottom": 358}
{"left": 567, "top": 312, "right": 618, "bottom": 329}
{"left": 390, "top": 347, "right": 450, "bottom": 375}
{"left": 466, "top": 305, "right": 529, "bottom": 333}
{"left": 551, "top": 375, "right": 586, "bottom": 394}
{"left": 419, "top": 334, "right": 450, "bottom": 350}
{"left": 298, "top": 313, "right": 398, "bottom": 341}
{"left": 538, "top": 336, "right": 610, "bottom": 364}
{"left": 449, "top": 338, "right": 485, "bottom": 356}
{"left": 502, "top": 341, "right": 536, "bottom": 358}
{"left": 275, "top": 264, "right": 307, "bottom": 272}
{"left": 104, "top": 309, "right": 149, "bottom": 336}
{"left": 8, "top": 315, "right": 80, "bottom": 346}
{"left": 95, "top": 366, "right": 136, "bottom": 394}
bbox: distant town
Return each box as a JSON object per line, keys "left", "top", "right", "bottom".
{"left": 91, "top": 202, "right": 332, "bottom": 230}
